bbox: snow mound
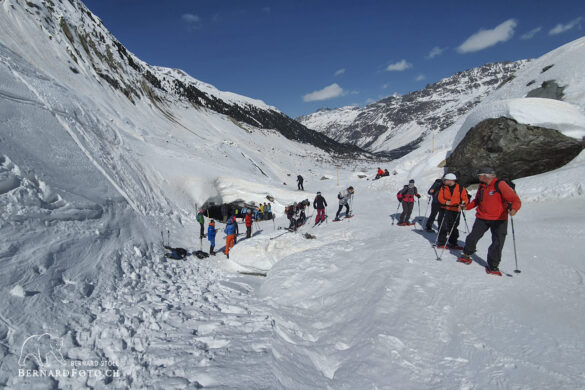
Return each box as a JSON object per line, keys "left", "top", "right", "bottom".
{"left": 454, "top": 98, "right": 585, "bottom": 146}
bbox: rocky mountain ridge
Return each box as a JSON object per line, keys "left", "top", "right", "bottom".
{"left": 298, "top": 61, "right": 529, "bottom": 158}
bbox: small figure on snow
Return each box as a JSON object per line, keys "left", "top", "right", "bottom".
{"left": 313, "top": 191, "right": 328, "bottom": 225}
{"left": 224, "top": 218, "right": 236, "bottom": 259}
{"left": 458, "top": 168, "right": 522, "bottom": 276}
{"left": 208, "top": 220, "right": 217, "bottom": 255}
{"left": 297, "top": 175, "right": 304, "bottom": 191}
{"left": 375, "top": 167, "right": 385, "bottom": 180}
{"left": 333, "top": 186, "right": 355, "bottom": 221}
{"left": 196, "top": 208, "right": 205, "bottom": 238}
{"left": 397, "top": 179, "right": 420, "bottom": 225}
{"left": 245, "top": 209, "right": 253, "bottom": 238}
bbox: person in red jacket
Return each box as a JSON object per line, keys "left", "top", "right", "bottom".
{"left": 245, "top": 210, "right": 253, "bottom": 238}
{"left": 458, "top": 168, "right": 522, "bottom": 276}
{"left": 436, "top": 173, "right": 469, "bottom": 249}
{"left": 397, "top": 179, "right": 421, "bottom": 225}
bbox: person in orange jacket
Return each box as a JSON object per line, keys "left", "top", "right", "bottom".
{"left": 458, "top": 167, "right": 522, "bottom": 275}
{"left": 436, "top": 173, "right": 469, "bottom": 249}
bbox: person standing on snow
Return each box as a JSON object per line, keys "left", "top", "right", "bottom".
{"left": 397, "top": 180, "right": 421, "bottom": 225}
{"left": 245, "top": 209, "right": 253, "bottom": 238}
{"left": 208, "top": 220, "right": 217, "bottom": 255}
{"left": 425, "top": 177, "right": 444, "bottom": 232}
{"left": 224, "top": 218, "right": 236, "bottom": 259}
{"left": 196, "top": 208, "right": 205, "bottom": 239}
{"left": 297, "top": 175, "right": 304, "bottom": 191}
{"left": 333, "top": 186, "right": 355, "bottom": 221}
{"left": 313, "top": 191, "right": 328, "bottom": 225}
{"left": 436, "top": 173, "right": 468, "bottom": 249}
{"left": 457, "top": 168, "right": 522, "bottom": 276}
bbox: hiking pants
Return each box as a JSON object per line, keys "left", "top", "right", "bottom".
{"left": 315, "top": 209, "right": 325, "bottom": 223}
{"left": 437, "top": 210, "right": 461, "bottom": 246}
{"left": 399, "top": 201, "right": 414, "bottom": 223}
{"left": 199, "top": 222, "right": 204, "bottom": 238}
{"left": 246, "top": 226, "right": 252, "bottom": 238}
{"left": 225, "top": 234, "right": 235, "bottom": 255}
{"left": 336, "top": 203, "right": 349, "bottom": 219}
{"left": 463, "top": 218, "right": 508, "bottom": 270}
{"left": 426, "top": 202, "right": 443, "bottom": 229}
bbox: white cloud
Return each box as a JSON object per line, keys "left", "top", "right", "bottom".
{"left": 416, "top": 74, "right": 426, "bottom": 81}
{"left": 457, "top": 19, "right": 517, "bottom": 53}
{"left": 427, "top": 46, "right": 445, "bottom": 59}
{"left": 302, "top": 83, "right": 345, "bottom": 102}
{"left": 334, "top": 68, "right": 346, "bottom": 76}
{"left": 521, "top": 27, "right": 542, "bottom": 40}
{"left": 549, "top": 17, "right": 583, "bottom": 35}
{"left": 181, "top": 13, "right": 201, "bottom": 24}
{"left": 386, "top": 59, "right": 412, "bottom": 72}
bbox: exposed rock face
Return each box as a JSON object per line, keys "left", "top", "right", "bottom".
{"left": 298, "top": 61, "right": 528, "bottom": 157}
{"left": 526, "top": 80, "right": 565, "bottom": 101}
{"left": 446, "top": 117, "right": 584, "bottom": 185}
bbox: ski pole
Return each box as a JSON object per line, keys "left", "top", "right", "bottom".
{"left": 167, "top": 230, "right": 170, "bottom": 246}
{"left": 510, "top": 214, "right": 521, "bottom": 274}
{"left": 434, "top": 209, "right": 446, "bottom": 247}
{"left": 417, "top": 198, "right": 421, "bottom": 221}
{"left": 461, "top": 210, "right": 470, "bottom": 233}
{"left": 391, "top": 202, "right": 401, "bottom": 225}
{"left": 437, "top": 211, "right": 461, "bottom": 260}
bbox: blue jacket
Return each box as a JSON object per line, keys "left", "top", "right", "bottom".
{"left": 208, "top": 225, "right": 217, "bottom": 242}
{"left": 224, "top": 221, "right": 236, "bottom": 236}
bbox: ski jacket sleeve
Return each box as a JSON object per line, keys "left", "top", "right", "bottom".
{"left": 498, "top": 181, "right": 522, "bottom": 212}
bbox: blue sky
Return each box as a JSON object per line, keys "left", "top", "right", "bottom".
{"left": 82, "top": 0, "right": 585, "bottom": 118}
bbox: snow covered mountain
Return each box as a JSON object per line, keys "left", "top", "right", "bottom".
{"left": 298, "top": 61, "right": 528, "bottom": 157}
{"left": 2, "top": 0, "right": 585, "bottom": 388}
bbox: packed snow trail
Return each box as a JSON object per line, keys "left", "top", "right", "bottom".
{"left": 256, "top": 189, "right": 585, "bottom": 389}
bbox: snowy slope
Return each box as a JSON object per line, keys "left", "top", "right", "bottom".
{"left": 1, "top": 1, "right": 585, "bottom": 389}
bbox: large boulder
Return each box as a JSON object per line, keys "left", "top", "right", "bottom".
{"left": 446, "top": 117, "right": 584, "bottom": 185}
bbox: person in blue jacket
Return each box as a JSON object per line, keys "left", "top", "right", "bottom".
{"left": 224, "top": 218, "right": 236, "bottom": 259}
{"left": 208, "top": 220, "right": 217, "bottom": 255}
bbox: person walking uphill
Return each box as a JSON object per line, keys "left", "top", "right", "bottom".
{"left": 313, "top": 191, "right": 327, "bottom": 225}
{"left": 333, "top": 186, "right": 354, "bottom": 221}
{"left": 208, "top": 220, "right": 217, "bottom": 255}
{"left": 245, "top": 210, "right": 253, "bottom": 238}
{"left": 457, "top": 168, "right": 522, "bottom": 276}
{"left": 436, "top": 173, "right": 468, "bottom": 249}
{"left": 397, "top": 180, "right": 420, "bottom": 226}
{"left": 297, "top": 175, "right": 304, "bottom": 191}
{"left": 224, "top": 218, "right": 236, "bottom": 259}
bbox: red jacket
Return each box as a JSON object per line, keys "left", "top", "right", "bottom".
{"left": 466, "top": 178, "right": 521, "bottom": 220}
{"left": 245, "top": 214, "right": 253, "bottom": 227}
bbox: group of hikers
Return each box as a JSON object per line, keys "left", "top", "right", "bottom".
{"left": 395, "top": 167, "right": 521, "bottom": 276}
{"left": 374, "top": 167, "right": 391, "bottom": 179}
{"left": 190, "top": 166, "right": 520, "bottom": 277}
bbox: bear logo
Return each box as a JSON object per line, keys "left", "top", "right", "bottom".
{"left": 18, "top": 333, "right": 65, "bottom": 368}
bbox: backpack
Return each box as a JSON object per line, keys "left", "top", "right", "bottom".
{"left": 494, "top": 178, "right": 516, "bottom": 194}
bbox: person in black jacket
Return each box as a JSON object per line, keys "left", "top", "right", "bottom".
{"left": 425, "top": 178, "right": 444, "bottom": 232}
{"left": 313, "top": 191, "right": 327, "bottom": 225}
{"left": 297, "top": 175, "right": 304, "bottom": 191}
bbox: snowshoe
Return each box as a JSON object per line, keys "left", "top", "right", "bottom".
{"left": 485, "top": 266, "right": 502, "bottom": 276}
{"left": 436, "top": 244, "right": 449, "bottom": 249}
{"left": 332, "top": 218, "right": 341, "bottom": 222}
{"left": 457, "top": 254, "right": 472, "bottom": 264}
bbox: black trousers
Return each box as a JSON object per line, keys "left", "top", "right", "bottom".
{"left": 399, "top": 201, "right": 414, "bottom": 223}
{"left": 336, "top": 203, "right": 349, "bottom": 219}
{"left": 437, "top": 210, "right": 461, "bottom": 246}
{"left": 464, "top": 218, "right": 508, "bottom": 270}
{"left": 426, "top": 202, "right": 443, "bottom": 229}
{"left": 298, "top": 182, "right": 304, "bottom": 190}
{"left": 199, "top": 223, "right": 204, "bottom": 238}
{"left": 246, "top": 226, "right": 252, "bottom": 238}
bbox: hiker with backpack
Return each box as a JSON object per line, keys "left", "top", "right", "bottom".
{"left": 397, "top": 180, "right": 421, "bottom": 226}
{"left": 313, "top": 191, "right": 327, "bottom": 225}
{"left": 333, "top": 186, "right": 355, "bottom": 221}
{"left": 208, "top": 220, "right": 217, "bottom": 255}
{"left": 457, "top": 168, "right": 522, "bottom": 276}
{"left": 297, "top": 175, "right": 304, "bottom": 191}
{"left": 196, "top": 208, "right": 205, "bottom": 238}
{"left": 286, "top": 203, "right": 297, "bottom": 231}
{"left": 436, "top": 173, "right": 468, "bottom": 249}
{"left": 375, "top": 167, "right": 385, "bottom": 180}
{"left": 245, "top": 209, "right": 253, "bottom": 238}
{"left": 425, "top": 177, "right": 444, "bottom": 232}
{"left": 224, "top": 218, "right": 236, "bottom": 259}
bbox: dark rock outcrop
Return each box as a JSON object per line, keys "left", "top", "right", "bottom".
{"left": 446, "top": 117, "right": 584, "bottom": 186}
{"left": 526, "top": 80, "right": 565, "bottom": 101}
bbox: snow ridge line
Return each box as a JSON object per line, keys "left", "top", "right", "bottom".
{"left": 6, "top": 65, "right": 143, "bottom": 215}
